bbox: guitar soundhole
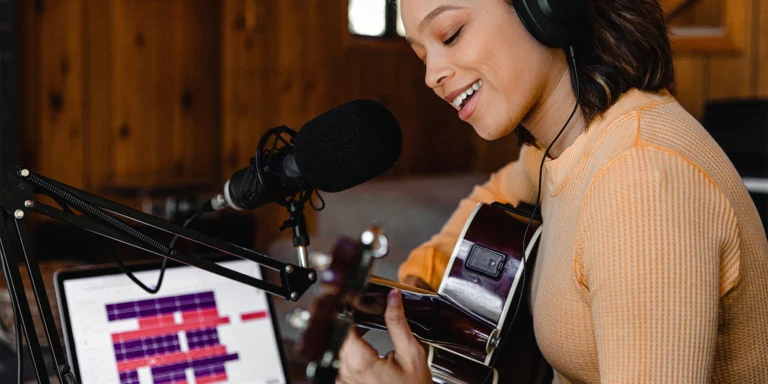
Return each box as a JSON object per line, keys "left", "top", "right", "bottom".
{"left": 465, "top": 244, "right": 507, "bottom": 280}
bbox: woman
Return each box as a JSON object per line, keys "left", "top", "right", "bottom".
{"left": 336, "top": 0, "right": 768, "bottom": 383}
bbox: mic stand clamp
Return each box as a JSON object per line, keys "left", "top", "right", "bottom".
{"left": 280, "top": 201, "right": 311, "bottom": 269}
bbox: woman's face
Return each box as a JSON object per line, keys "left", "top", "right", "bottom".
{"left": 401, "top": 0, "right": 562, "bottom": 140}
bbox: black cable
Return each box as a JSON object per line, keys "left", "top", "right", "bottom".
{"left": 51, "top": 196, "right": 166, "bottom": 294}
{"left": 88, "top": 205, "right": 202, "bottom": 294}
{"left": 49, "top": 191, "right": 202, "bottom": 295}
{"left": 13, "top": 288, "right": 22, "bottom": 384}
{"left": 309, "top": 189, "right": 325, "bottom": 211}
{"left": 483, "top": 45, "right": 580, "bottom": 384}
{"left": 99, "top": 242, "right": 169, "bottom": 295}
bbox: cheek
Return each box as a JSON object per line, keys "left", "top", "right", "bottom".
{"left": 461, "top": 20, "right": 539, "bottom": 106}
{"left": 478, "top": 10, "right": 547, "bottom": 91}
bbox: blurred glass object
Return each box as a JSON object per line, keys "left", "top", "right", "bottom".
{"left": 349, "top": 0, "right": 387, "bottom": 37}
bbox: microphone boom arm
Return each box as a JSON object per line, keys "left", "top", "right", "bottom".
{"left": 0, "top": 167, "right": 316, "bottom": 383}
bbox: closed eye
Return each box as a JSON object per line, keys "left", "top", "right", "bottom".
{"left": 443, "top": 26, "right": 464, "bottom": 46}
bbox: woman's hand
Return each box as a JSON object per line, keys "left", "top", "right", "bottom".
{"left": 336, "top": 288, "right": 432, "bottom": 384}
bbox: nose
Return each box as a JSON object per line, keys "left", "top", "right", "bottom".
{"left": 425, "top": 55, "right": 454, "bottom": 89}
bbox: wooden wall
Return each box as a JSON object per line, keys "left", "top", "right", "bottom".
{"left": 221, "top": 0, "right": 347, "bottom": 245}
{"left": 672, "top": 0, "right": 768, "bottom": 118}
{"left": 17, "top": 0, "right": 768, "bottom": 250}
{"left": 21, "top": 0, "right": 222, "bottom": 195}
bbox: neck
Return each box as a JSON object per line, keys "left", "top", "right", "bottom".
{"left": 522, "top": 65, "right": 586, "bottom": 159}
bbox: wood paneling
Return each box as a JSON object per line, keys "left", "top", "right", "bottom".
{"left": 221, "top": 0, "right": 346, "bottom": 246}
{"left": 159, "top": 1, "right": 221, "bottom": 187}
{"left": 25, "top": 0, "right": 221, "bottom": 193}
{"left": 669, "top": 0, "right": 751, "bottom": 53}
{"left": 36, "top": 0, "right": 85, "bottom": 188}
{"left": 660, "top": 0, "right": 691, "bottom": 15}
{"left": 706, "top": 0, "right": 755, "bottom": 99}
{"left": 107, "top": 1, "right": 220, "bottom": 189}
{"left": 112, "top": 0, "right": 157, "bottom": 186}
{"left": 673, "top": 54, "right": 708, "bottom": 118}
{"left": 18, "top": 0, "right": 39, "bottom": 169}
{"left": 83, "top": 0, "right": 114, "bottom": 190}
{"left": 758, "top": 0, "right": 768, "bottom": 97}
{"left": 671, "top": 0, "right": 768, "bottom": 119}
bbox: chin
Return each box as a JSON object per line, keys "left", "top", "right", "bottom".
{"left": 470, "top": 119, "right": 518, "bottom": 141}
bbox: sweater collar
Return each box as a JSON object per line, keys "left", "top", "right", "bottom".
{"left": 542, "top": 89, "right": 671, "bottom": 195}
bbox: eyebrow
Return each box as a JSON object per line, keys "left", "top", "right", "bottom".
{"left": 406, "top": 4, "right": 465, "bottom": 46}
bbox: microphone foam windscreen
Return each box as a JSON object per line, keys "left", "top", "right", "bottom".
{"left": 294, "top": 99, "right": 402, "bottom": 193}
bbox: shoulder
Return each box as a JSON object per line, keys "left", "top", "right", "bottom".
{"left": 576, "top": 144, "right": 742, "bottom": 297}
{"left": 585, "top": 89, "right": 741, "bottom": 198}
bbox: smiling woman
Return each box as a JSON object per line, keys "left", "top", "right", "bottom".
{"left": 334, "top": 0, "right": 768, "bottom": 384}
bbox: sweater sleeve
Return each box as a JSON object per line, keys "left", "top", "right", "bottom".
{"left": 397, "top": 145, "right": 542, "bottom": 290}
{"left": 575, "top": 146, "right": 741, "bottom": 383}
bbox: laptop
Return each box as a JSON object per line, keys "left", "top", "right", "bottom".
{"left": 54, "top": 258, "right": 290, "bottom": 384}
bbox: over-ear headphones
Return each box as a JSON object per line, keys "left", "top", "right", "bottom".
{"left": 513, "top": 0, "right": 585, "bottom": 48}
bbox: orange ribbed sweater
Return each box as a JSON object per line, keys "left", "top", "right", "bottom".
{"left": 398, "top": 89, "right": 768, "bottom": 383}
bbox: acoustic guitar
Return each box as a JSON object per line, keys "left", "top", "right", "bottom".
{"left": 295, "top": 202, "right": 552, "bottom": 383}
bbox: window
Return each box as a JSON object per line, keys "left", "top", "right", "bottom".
{"left": 348, "top": 0, "right": 406, "bottom": 38}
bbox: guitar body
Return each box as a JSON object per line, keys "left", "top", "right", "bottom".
{"left": 298, "top": 202, "right": 551, "bottom": 384}
{"left": 349, "top": 203, "right": 549, "bottom": 383}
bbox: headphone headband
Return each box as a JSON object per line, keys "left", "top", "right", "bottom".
{"left": 514, "top": 0, "right": 584, "bottom": 48}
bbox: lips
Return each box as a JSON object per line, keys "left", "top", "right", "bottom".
{"left": 445, "top": 80, "right": 483, "bottom": 110}
{"left": 443, "top": 80, "right": 483, "bottom": 121}
{"left": 457, "top": 86, "right": 480, "bottom": 121}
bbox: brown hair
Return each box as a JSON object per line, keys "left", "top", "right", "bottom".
{"left": 509, "top": 0, "right": 676, "bottom": 146}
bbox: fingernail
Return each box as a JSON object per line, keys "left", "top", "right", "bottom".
{"left": 388, "top": 288, "right": 400, "bottom": 307}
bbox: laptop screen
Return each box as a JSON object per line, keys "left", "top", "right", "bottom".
{"left": 57, "top": 259, "right": 288, "bottom": 384}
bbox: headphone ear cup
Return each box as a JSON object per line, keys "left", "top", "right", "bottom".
{"left": 513, "top": 0, "right": 583, "bottom": 48}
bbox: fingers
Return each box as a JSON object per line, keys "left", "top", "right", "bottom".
{"left": 336, "top": 363, "right": 354, "bottom": 384}
{"left": 338, "top": 327, "right": 379, "bottom": 381}
{"left": 384, "top": 289, "right": 424, "bottom": 363}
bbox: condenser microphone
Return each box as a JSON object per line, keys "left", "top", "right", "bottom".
{"left": 207, "top": 99, "right": 402, "bottom": 212}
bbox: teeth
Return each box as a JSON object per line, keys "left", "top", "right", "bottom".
{"left": 451, "top": 80, "right": 483, "bottom": 108}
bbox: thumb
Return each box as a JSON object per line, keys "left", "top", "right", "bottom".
{"left": 384, "top": 289, "right": 421, "bottom": 360}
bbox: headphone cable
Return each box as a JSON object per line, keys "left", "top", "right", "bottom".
{"left": 482, "top": 45, "right": 580, "bottom": 383}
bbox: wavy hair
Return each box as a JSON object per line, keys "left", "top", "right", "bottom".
{"left": 509, "top": 0, "right": 676, "bottom": 146}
